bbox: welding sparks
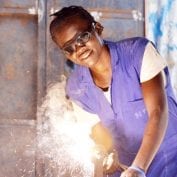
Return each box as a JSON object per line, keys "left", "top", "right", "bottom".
{"left": 37, "top": 79, "right": 95, "bottom": 177}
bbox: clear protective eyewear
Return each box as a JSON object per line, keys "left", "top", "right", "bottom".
{"left": 61, "top": 31, "right": 92, "bottom": 55}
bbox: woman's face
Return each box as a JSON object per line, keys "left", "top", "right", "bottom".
{"left": 54, "top": 16, "right": 104, "bottom": 68}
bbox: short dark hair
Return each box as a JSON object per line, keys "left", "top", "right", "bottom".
{"left": 50, "top": 6, "right": 96, "bottom": 42}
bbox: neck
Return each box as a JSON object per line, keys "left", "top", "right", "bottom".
{"left": 91, "top": 45, "right": 110, "bottom": 72}
{"left": 90, "top": 45, "right": 112, "bottom": 89}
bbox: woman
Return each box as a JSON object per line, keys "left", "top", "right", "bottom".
{"left": 49, "top": 5, "right": 177, "bottom": 177}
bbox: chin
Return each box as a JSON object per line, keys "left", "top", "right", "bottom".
{"left": 85, "top": 59, "right": 97, "bottom": 68}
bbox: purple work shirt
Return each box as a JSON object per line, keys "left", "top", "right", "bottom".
{"left": 66, "top": 37, "right": 177, "bottom": 177}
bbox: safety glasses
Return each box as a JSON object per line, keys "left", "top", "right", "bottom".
{"left": 61, "top": 31, "right": 93, "bottom": 56}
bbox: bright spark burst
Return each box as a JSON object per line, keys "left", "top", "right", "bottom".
{"left": 37, "top": 79, "right": 95, "bottom": 177}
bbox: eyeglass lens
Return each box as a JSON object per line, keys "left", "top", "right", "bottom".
{"left": 63, "top": 32, "right": 91, "bottom": 55}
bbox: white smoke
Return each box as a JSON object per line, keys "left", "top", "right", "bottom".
{"left": 37, "top": 76, "right": 94, "bottom": 177}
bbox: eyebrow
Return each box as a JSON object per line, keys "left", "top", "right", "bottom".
{"left": 61, "top": 23, "right": 92, "bottom": 49}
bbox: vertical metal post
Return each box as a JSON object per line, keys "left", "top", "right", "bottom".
{"left": 36, "top": 0, "right": 47, "bottom": 176}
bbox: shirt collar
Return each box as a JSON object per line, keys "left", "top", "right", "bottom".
{"left": 104, "top": 40, "right": 119, "bottom": 71}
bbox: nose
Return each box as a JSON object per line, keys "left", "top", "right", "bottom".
{"left": 74, "top": 42, "right": 85, "bottom": 52}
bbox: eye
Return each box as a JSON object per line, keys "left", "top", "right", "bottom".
{"left": 77, "top": 32, "right": 90, "bottom": 44}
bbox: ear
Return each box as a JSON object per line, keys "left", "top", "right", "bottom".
{"left": 94, "top": 22, "right": 104, "bottom": 35}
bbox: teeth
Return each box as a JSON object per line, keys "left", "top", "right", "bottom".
{"left": 80, "top": 50, "right": 91, "bottom": 60}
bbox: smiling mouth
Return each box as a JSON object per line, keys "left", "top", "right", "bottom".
{"left": 79, "top": 49, "right": 92, "bottom": 61}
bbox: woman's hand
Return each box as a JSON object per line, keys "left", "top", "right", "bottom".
{"left": 103, "top": 150, "right": 128, "bottom": 175}
{"left": 120, "top": 166, "right": 146, "bottom": 177}
{"left": 103, "top": 150, "right": 119, "bottom": 174}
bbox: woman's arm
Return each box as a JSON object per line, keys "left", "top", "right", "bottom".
{"left": 91, "top": 122, "right": 114, "bottom": 153}
{"left": 121, "top": 71, "right": 168, "bottom": 177}
{"left": 132, "top": 71, "right": 168, "bottom": 171}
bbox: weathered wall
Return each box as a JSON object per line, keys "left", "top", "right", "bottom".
{"left": 0, "top": 0, "right": 145, "bottom": 176}
{"left": 0, "top": 1, "right": 43, "bottom": 176}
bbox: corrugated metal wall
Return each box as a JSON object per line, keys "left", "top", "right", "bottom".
{"left": 0, "top": 1, "right": 38, "bottom": 177}
{"left": 0, "top": 1, "right": 144, "bottom": 176}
